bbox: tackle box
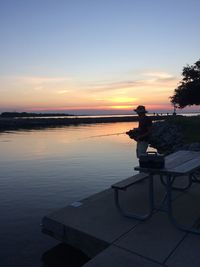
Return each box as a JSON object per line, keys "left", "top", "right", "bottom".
{"left": 139, "top": 152, "right": 165, "bottom": 169}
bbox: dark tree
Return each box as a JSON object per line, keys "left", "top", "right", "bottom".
{"left": 170, "top": 59, "right": 200, "bottom": 108}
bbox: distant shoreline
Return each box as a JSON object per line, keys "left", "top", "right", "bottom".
{"left": 0, "top": 115, "right": 169, "bottom": 132}
{"left": 0, "top": 112, "right": 75, "bottom": 118}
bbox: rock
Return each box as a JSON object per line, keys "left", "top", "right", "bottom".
{"left": 149, "top": 121, "right": 184, "bottom": 154}
{"left": 149, "top": 120, "right": 200, "bottom": 154}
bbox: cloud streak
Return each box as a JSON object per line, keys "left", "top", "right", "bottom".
{"left": 16, "top": 76, "right": 71, "bottom": 84}
{"left": 83, "top": 72, "right": 178, "bottom": 93}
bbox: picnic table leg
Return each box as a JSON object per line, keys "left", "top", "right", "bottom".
{"left": 166, "top": 174, "right": 200, "bottom": 235}
{"left": 114, "top": 175, "right": 154, "bottom": 220}
{"left": 160, "top": 174, "right": 192, "bottom": 191}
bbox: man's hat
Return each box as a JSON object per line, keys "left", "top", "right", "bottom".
{"left": 134, "top": 105, "right": 148, "bottom": 113}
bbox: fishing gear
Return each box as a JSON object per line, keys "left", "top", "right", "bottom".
{"left": 83, "top": 131, "right": 127, "bottom": 139}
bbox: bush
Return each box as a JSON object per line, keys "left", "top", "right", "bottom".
{"left": 166, "top": 115, "right": 200, "bottom": 143}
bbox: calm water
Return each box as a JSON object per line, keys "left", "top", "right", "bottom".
{"left": 0, "top": 121, "right": 145, "bottom": 267}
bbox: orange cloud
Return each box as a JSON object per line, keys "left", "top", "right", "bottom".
{"left": 110, "top": 105, "right": 133, "bottom": 109}
{"left": 109, "top": 97, "right": 138, "bottom": 103}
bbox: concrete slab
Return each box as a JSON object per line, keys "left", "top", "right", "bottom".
{"left": 42, "top": 185, "right": 147, "bottom": 257}
{"left": 42, "top": 175, "right": 168, "bottom": 257}
{"left": 169, "top": 183, "right": 200, "bottom": 227}
{"left": 114, "top": 212, "right": 185, "bottom": 264}
{"left": 42, "top": 174, "right": 200, "bottom": 264}
{"left": 82, "top": 245, "right": 164, "bottom": 267}
{"left": 166, "top": 234, "right": 200, "bottom": 267}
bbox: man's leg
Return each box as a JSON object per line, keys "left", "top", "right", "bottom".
{"left": 136, "top": 141, "right": 149, "bottom": 158}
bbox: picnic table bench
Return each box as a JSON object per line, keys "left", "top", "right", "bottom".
{"left": 111, "top": 173, "right": 153, "bottom": 220}
{"left": 112, "top": 150, "right": 200, "bottom": 234}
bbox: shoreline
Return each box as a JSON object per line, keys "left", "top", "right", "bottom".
{"left": 0, "top": 115, "right": 169, "bottom": 132}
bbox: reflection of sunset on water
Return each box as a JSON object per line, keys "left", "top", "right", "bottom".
{"left": 0, "top": 122, "right": 138, "bottom": 162}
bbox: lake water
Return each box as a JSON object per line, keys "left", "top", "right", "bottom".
{"left": 0, "top": 121, "right": 146, "bottom": 267}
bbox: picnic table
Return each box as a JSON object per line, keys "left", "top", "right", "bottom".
{"left": 134, "top": 150, "right": 200, "bottom": 234}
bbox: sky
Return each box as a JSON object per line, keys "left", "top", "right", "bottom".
{"left": 0, "top": 0, "right": 200, "bottom": 115}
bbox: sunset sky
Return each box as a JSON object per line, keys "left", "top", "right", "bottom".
{"left": 0, "top": 0, "right": 200, "bottom": 114}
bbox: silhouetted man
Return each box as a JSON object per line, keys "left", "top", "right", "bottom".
{"left": 127, "top": 105, "right": 152, "bottom": 158}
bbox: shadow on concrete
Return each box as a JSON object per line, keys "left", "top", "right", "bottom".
{"left": 41, "top": 243, "right": 90, "bottom": 267}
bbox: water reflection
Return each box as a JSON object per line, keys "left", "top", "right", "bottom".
{"left": 0, "top": 122, "right": 139, "bottom": 267}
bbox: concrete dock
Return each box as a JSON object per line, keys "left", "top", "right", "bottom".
{"left": 42, "top": 175, "right": 200, "bottom": 267}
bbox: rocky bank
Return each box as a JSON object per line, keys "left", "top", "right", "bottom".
{"left": 150, "top": 120, "right": 200, "bottom": 154}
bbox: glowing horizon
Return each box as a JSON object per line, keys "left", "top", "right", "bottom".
{"left": 0, "top": 71, "right": 180, "bottom": 113}
{"left": 0, "top": 1, "right": 200, "bottom": 114}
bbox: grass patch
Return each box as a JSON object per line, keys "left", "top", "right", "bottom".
{"left": 166, "top": 115, "right": 200, "bottom": 143}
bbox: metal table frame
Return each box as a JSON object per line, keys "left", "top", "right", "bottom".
{"left": 113, "top": 175, "right": 155, "bottom": 220}
{"left": 134, "top": 150, "right": 200, "bottom": 234}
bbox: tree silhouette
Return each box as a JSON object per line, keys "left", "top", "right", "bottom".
{"left": 170, "top": 59, "right": 200, "bottom": 108}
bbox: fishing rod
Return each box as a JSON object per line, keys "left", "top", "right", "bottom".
{"left": 83, "top": 131, "right": 127, "bottom": 139}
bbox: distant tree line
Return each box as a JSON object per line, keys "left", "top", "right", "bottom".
{"left": 0, "top": 112, "right": 75, "bottom": 118}
{"left": 170, "top": 59, "right": 200, "bottom": 109}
